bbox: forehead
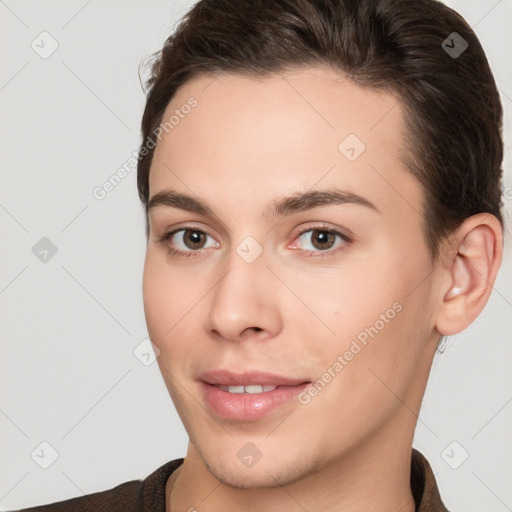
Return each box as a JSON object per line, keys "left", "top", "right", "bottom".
{"left": 149, "top": 66, "right": 422, "bottom": 223}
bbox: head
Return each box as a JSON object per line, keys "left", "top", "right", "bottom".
{"left": 138, "top": 0, "right": 504, "bottom": 488}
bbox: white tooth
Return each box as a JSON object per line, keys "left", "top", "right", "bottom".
{"left": 224, "top": 384, "right": 279, "bottom": 393}
{"left": 228, "top": 385, "right": 245, "bottom": 393}
{"left": 244, "top": 385, "right": 263, "bottom": 394}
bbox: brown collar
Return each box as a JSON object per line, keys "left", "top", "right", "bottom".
{"left": 411, "top": 448, "right": 450, "bottom": 511}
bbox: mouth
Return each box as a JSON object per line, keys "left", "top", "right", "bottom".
{"left": 197, "top": 369, "right": 312, "bottom": 421}
{"left": 211, "top": 383, "right": 308, "bottom": 393}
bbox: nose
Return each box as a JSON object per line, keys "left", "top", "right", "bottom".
{"left": 204, "top": 249, "right": 282, "bottom": 344}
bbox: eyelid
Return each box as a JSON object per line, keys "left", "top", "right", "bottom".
{"left": 155, "top": 222, "right": 218, "bottom": 243}
{"left": 291, "top": 222, "right": 352, "bottom": 242}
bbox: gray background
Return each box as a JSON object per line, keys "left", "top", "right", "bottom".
{"left": 1, "top": 0, "right": 511, "bottom": 510}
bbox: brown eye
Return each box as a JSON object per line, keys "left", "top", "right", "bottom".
{"left": 308, "top": 229, "right": 337, "bottom": 250}
{"left": 180, "top": 229, "right": 208, "bottom": 250}
{"left": 158, "top": 227, "right": 219, "bottom": 257}
{"left": 294, "top": 226, "right": 351, "bottom": 257}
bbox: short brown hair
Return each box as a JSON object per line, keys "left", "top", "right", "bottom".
{"left": 137, "top": 0, "right": 505, "bottom": 261}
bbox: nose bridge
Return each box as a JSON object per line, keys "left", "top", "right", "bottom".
{"left": 205, "top": 236, "right": 280, "bottom": 340}
{"left": 219, "top": 232, "right": 269, "bottom": 295}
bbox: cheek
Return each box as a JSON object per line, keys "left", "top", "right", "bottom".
{"left": 142, "top": 253, "right": 169, "bottom": 341}
{"left": 142, "top": 251, "right": 194, "bottom": 352}
{"left": 294, "top": 251, "right": 429, "bottom": 387}
{"left": 284, "top": 259, "right": 405, "bottom": 349}
{"left": 142, "top": 250, "right": 209, "bottom": 369}
{"left": 297, "top": 303, "right": 423, "bottom": 446}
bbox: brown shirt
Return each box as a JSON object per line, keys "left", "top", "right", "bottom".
{"left": 11, "top": 448, "right": 449, "bottom": 511}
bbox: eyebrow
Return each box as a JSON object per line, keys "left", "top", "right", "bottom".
{"left": 147, "top": 188, "right": 380, "bottom": 220}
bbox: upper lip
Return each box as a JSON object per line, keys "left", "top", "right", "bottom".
{"left": 198, "top": 369, "right": 310, "bottom": 386}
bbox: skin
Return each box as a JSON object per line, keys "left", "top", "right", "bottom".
{"left": 142, "top": 65, "right": 503, "bottom": 512}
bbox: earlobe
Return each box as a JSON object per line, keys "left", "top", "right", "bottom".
{"left": 435, "top": 214, "right": 502, "bottom": 336}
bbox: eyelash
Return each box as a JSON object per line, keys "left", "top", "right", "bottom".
{"left": 156, "top": 223, "right": 352, "bottom": 259}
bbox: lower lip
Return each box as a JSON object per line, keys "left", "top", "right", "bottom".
{"left": 199, "top": 382, "right": 311, "bottom": 421}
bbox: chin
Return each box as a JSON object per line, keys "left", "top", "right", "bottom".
{"left": 198, "top": 444, "right": 312, "bottom": 489}
{"left": 206, "top": 461, "right": 292, "bottom": 489}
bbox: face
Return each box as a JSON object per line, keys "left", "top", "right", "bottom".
{"left": 143, "top": 66, "right": 441, "bottom": 488}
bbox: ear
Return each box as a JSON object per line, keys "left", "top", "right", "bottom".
{"left": 435, "top": 213, "right": 503, "bottom": 336}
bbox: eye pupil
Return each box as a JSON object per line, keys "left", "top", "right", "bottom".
{"left": 186, "top": 230, "right": 205, "bottom": 248}
{"left": 312, "top": 229, "right": 335, "bottom": 250}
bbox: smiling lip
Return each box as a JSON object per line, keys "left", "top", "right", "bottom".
{"left": 198, "top": 369, "right": 311, "bottom": 421}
